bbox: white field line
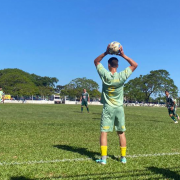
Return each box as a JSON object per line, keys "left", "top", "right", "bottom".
{"left": 0, "top": 152, "right": 180, "bottom": 166}
{"left": 126, "top": 152, "right": 180, "bottom": 158}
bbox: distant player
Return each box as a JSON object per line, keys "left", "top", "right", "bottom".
{"left": 165, "top": 90, "right": 179, "bottom": 123}
{"left": 0, "top": 88, "right": 4, "bottom": 103}
{"left": 80, "top": 89, "right": 90, "bottom": 113}
{"left": 94, "top": 45, "right": 138, "bottom": 164}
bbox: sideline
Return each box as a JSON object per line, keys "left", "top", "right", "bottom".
{"left": 0, "top": 152, "right": 180, "bottom": 166}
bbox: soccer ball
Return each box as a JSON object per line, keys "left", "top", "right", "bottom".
{"left": 109, "top": 41, "right": 121, "bottom": 55}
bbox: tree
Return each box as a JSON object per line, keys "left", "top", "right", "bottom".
{"left": 0, "top": 69, "right": 38, "bottom": 96}
{"left": 31, "top": 74, "right": 58, "bottom": 87}
{"left": 38, "top": 86, "right": 54, "bottom": 97}
{"left": 54, "top": 85, "right": 65, "bottom": 94}
{"left": 61, "top": 77, "right": 101, "bottom": 99}
{"left": 124, "top": 77, "right": 145, "bottom": 102}
{"left": 89, "top": 89, "right": 101, "bottom": 101}
{"left": 0, "top": 68, "right": 59, "bottom": 97}
{"left": 124, "top": 70, "right": 178, "bottom": 102}
{"left": 65, "top": 77, "right": 99, "bottom": 91}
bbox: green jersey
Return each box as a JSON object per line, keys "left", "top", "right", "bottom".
{"left": 81, "top": 92, "right": 89, "bottom": 102}
{"left": 97, "top": 63, "right": 132, "bottom": 107}
{"left": 166, "top": 95, "right": 175, "bottom": 109}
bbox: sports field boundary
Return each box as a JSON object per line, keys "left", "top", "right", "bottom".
{"left": 0, "top": 152, "right": 180, "bottom": 166}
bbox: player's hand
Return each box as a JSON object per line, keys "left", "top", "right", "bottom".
{"left": 105, "top": 44, "right": 110, "bottom": 55}
{"left": 170, "top": 106, "right": 174, "bottom": 111}
{"left": 117, "top": 46, "right": 125, "bottom": 57}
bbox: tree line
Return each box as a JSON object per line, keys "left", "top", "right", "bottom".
{"left": 124, "top": 69, "right": 178, "bottom": 103}
{"left": 0, "top": 68, "right": 58, "bottom": 99}
{"left": 0, "top": 68, "right": 101, "bottom": 100}
{"left": 60, "top": 77, "right": 101, "bottom": 100}
{"left": 0, "top": 68, "right": 178, "bottom": 102}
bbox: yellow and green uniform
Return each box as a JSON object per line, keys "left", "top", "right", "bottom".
{"left": 96, "top": 63, "right": 132, "bottom": 132}
{"left": 0, "top": 91, "right": 4, "bottom": 101}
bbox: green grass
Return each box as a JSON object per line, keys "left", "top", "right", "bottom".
{"left": 0, "top": 104, "right": 180, "bottom": 179}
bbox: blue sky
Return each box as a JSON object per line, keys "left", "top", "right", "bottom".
{"left": 0, "top": 0, "right": 180, "bottom": 92}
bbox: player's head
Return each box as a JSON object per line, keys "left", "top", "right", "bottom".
{"left": 0, "top": 88, "right": 2, "bottom": 91}
{"left": 108, "top": 57, "right": 118, "bottom": 70}
{"left": 165, "top": 90, "right": 169, "bottom": 96}
{"left": 83, "top": 89, "right": 86, "bottom": 93}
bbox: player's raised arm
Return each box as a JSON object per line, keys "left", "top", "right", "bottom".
{"left": 117, "top": 46, "right": 138, "bottom": 72}
{"left": 94, "top": 45, "right": 109, "bottom": 66}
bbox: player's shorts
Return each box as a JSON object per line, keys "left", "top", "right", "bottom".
{"left": 101, "top": 103, "right": 126, "bottom": 132}
{"left": 168, "top": 106, "right": 176, "bottom": 115}
{"left": 81, "top": 101, "right": 88, "bottom": 106}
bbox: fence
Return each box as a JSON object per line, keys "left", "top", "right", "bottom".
{"left": 3, "top": 100, "right": 168, "bottom": 107}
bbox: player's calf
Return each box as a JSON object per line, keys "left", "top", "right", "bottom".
{"left": 86, "top": 106, "right": 89, "bottom": 113}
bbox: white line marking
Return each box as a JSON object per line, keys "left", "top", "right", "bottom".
{"left": 127, "top": 152, "right": 180, "bottom": 158}
{"left": 0, "top": 158, "right": 92, "bottom": 166}
{"left": 0, "top": 152, "right": 180, "bottom": 166}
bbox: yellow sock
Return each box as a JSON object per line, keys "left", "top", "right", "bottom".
{"left": 101, "top": 146, "right": 107, "bottom": 156}
{"left": 120, "top": 147, "right": 126, "bottom": 157}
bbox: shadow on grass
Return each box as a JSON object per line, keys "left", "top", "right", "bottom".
{"left": 148, "top": 166, "right": 180, "bottom": 180}
{"left": 92, "top": 118, "right": 100, "bottom": 120}
{"left": 10, "top": 167, "right": 180, "bottom": 179}
{"left": 11, "top": 177, "right": 32, "bottom": 180}
{"left": 53, "top": 145, "right": 100, "bottom": 160}
{"left": 108, "top": 155, "right": 119, "bottom": 162}
{"left": 15, "top": 169, "right": 161, "bottom": 179}
{"left": 92, "top": 113, "right": 101, "bottom": 115}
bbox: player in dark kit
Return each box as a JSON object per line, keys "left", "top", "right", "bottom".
{"left": 165, "top": 90, "right": 179, "bottom": 123}
{"left": 80, "top": 89, "right": 90, "bottom": 113}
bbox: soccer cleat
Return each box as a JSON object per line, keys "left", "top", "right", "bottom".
{"left": 96, "top": 159, "right": 106, "bottom": 165}
{"left": 120, "top": 157, "right": 127, "bottom": 164}
{"left": 174, "top": 121, "right": 178, "bottom": 124}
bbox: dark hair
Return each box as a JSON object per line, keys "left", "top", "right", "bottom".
{"left": 165, "top": 90, "right": 169, "bottom": 93}
{"left": 108, "top": 57, "right": 118, "bottom": 68}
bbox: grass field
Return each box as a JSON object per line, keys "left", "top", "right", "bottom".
{"left": 0, "top": 104, "right": 180, "bottom": 180}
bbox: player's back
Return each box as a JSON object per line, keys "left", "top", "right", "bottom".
{"left": 97, "top": 63, "right": 132, "bottom": 107}
{"left": 103, "top": 72, "right": 124, "bottom": 98}
{"left": 166, "top": 95, "right": 174, "bottom": 107}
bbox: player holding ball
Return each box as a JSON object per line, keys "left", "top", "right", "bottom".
{"left": 94, "top": 43, "right": 138, "bottom": 164}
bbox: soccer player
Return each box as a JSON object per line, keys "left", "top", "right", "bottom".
{"left": 94, "top": 45, "right": 138, "bottom": 164}
{"left": 80, "top": 89, "right": 90, "bottom": 113}
{"left": 0, "top": 88, "right": 4, "bottom": 103}
{"left": 165, "top": 90, "right": 179, "bottom": 123}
